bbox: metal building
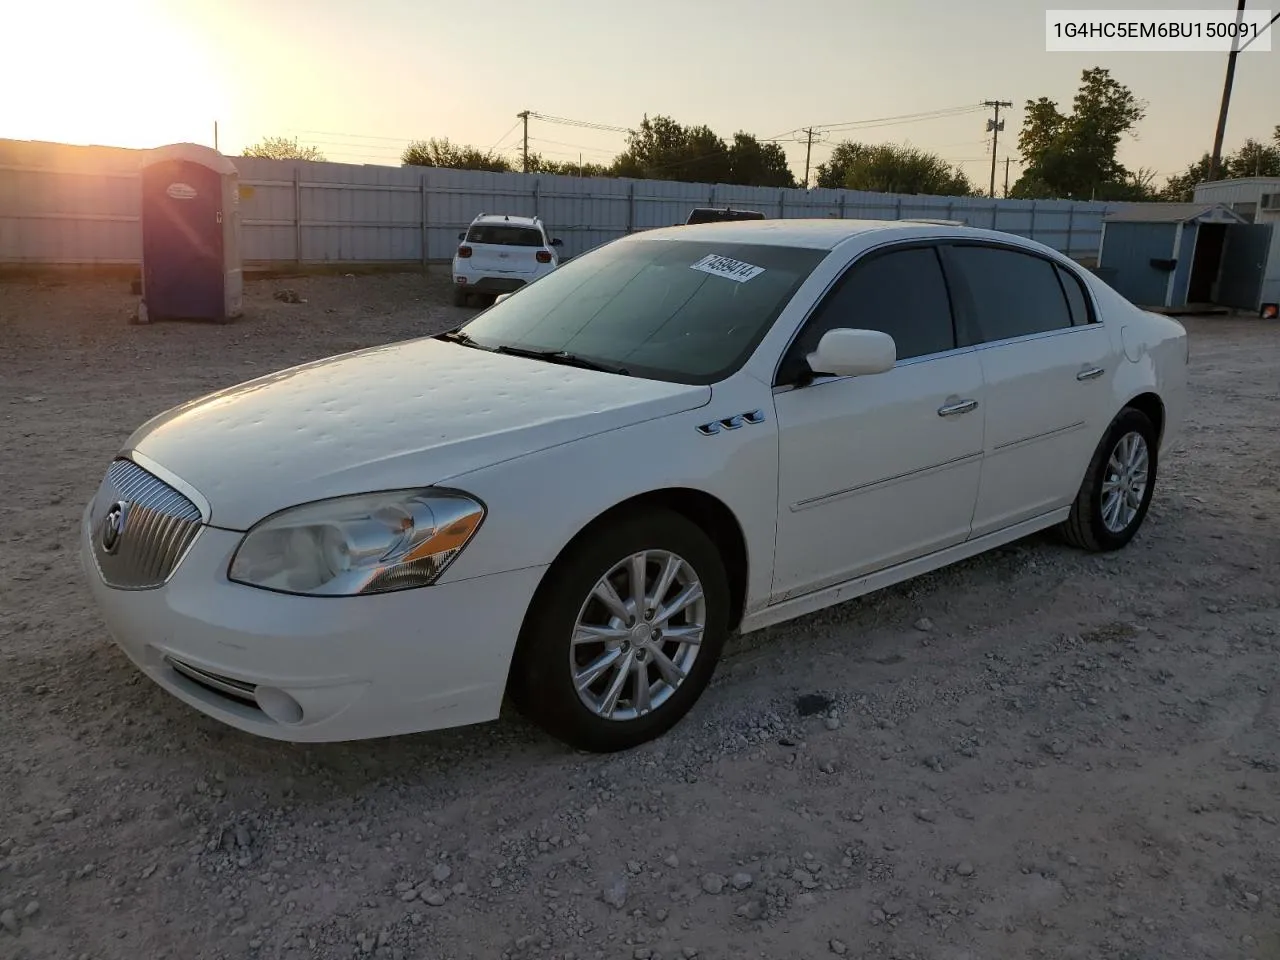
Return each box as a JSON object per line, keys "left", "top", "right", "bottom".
{"left": 1097, "top": 203, "right": 1277, "bottom": 314}
{"left": 1192, "top": 177, "right": 1280, "bottom": 224}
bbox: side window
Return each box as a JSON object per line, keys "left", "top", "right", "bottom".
{"left": 785, "top": 246, "right": 956, "bottom": 378}
{"left": 1054, "top": 263, "right": 1093, "bottom": 326}
{"left": 947, "top": 245, "right": 1073, "bottom": 343}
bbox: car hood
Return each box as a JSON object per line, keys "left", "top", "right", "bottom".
{"left": 123, "top": 338, "right": 711, "bottom": 530}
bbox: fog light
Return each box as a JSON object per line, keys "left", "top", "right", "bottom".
{"left": 255, "top": 686, "right": 304, "bottom": 724}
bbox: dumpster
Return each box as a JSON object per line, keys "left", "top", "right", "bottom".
{"left": 137, "top": 143, "right": 243, "bottom": 323}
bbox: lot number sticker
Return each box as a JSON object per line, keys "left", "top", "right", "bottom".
{"left": 689, "top": 254, "right": 765, "bottom": 283}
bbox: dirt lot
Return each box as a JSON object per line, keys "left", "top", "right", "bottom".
{"left": 1, "top": 272, "right": 1278, "bottom": 960}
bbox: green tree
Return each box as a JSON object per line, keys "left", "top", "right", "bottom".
{"left": 815, "top": 141, "right": 976, "bottom": 196}
{"left": 1161, "top": 136, "right": 1280, "bottom": 200}
{"left": 611, "top": 115, "right": 733, "bottom": 183}
{"left": 1011, "top": 67, "right": 1147, "bottom": 199}
{"left": 726, "top": 132, "right": 796, "bottom": 188}
{"left": 242, "top": 135, "right": 326, "bottom": 162}
{"left": 1160, "top": 154, "right": 1212, "bottom": 201}
{"left": 401, "top": 137, "right": 512, "bottom": 172}
{"left": 526, "top": 153, "right": 614, "bottom": 178}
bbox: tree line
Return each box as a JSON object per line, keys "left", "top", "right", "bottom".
{"left": 243, "top": 74, "right": 1276, "bottom": 202}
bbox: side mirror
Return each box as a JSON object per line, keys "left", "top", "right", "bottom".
{"left": 807, "top": 328, "right": 896, "bottom": 378}
{"left": 458, "top": 232, "right": 465, "bottom": 241}
{"left": 493, "top": 292, "right": 513, "bottom": 304}
{"left": 550, "top": 237, "right": 563, "bottom": 247}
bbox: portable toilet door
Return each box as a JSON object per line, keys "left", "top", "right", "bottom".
{"left": 138, "top": 143, "right": 243, "bottom": 323}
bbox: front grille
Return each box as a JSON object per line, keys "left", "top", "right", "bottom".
{"left": 90, "top": 459, "right": 204, "bottom": 590}
{"left": 165, "top": 656, "right": 260, "bottom": 707}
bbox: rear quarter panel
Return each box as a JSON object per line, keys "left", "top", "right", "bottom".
{"left": 1083, "top": 273, "right": 1188, "bottom": 450}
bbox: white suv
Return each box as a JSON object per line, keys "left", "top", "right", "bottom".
{"left": 452, "top": 214, "right": 562, "bottom": 307}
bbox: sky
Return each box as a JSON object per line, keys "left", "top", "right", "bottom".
{"left": 3, "top": 0, "right": 1278, "bottom": 190}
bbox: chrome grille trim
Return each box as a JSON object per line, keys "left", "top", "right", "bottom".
{"left": 105, "top": 459, "right": 203, "bottom": 522}
{"left": 91, "top": 459, "right": 204, "bottom": 590}
{"left": 165, "top": 656, "right": 260, "bottom": 706}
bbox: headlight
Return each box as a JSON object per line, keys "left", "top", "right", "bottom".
{"left": 228, "top": 489, "right": 485, "bottom": 596}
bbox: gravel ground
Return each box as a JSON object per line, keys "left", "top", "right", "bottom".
{"left": 1, "top": 272, "right": 1278, "bottom": 960}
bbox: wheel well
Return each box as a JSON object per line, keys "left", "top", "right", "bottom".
{"left": 537, "top": 489, "right": 750, "bottom": 633}
{"left": 1125, "top": 392, "right": 1165, "bottom": 443}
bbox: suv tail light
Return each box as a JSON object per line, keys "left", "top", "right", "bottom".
{"left": 536, "top": 250, "right": 552, "bottom": 264}
{"left": 457, "top": 245, "right": 472, "bottom": 258}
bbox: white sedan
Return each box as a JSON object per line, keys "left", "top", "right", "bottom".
{"left": 80, "top": 220, "right": 1188, "bottom": 752}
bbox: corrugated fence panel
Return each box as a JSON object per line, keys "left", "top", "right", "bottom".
{"left": 0, "top": 137, "right": 1138, "bottom": 265}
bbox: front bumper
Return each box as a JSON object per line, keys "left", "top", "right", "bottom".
{"left": 80, "top": 500, "right": 546, "bottom": 742}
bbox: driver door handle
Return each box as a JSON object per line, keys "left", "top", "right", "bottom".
{"left": 1077, "top": 365, "right": 1105, "bottom": 381}
{"left": 937, "top": 398, "right": 979, "bottom": 417}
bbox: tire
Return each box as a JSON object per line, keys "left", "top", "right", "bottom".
{"left": 452, "top": 286, "right": 469, "bottom": 308}
{"left": 509, "top": 508, "right": 731, "bottom": 752}
{"left": 1059, "top": 407, "right": 1159, "bottom": 552}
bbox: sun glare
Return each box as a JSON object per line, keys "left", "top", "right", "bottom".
{"left": 4, "top": 0, "right": 229, "bottom": 150}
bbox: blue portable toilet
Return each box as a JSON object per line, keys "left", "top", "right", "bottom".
{"left": 137, "top": 143, "right": 243, "bottom": 324}
{"left": 1097, "top": 203, "right": 1247, "bottom": 309}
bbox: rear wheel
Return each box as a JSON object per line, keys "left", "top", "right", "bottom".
{"left": 509, "top": 509, "right": 731, "bottom": 752}
{"left": 1059, "top": 407, "right": 1159, "bottom": 552}
{"left": 451, "top": 286, "right": 469, "bottom": 308}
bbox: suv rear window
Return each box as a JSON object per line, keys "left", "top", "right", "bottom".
{"left": 686, "top": 208, "right": 766, "bottom": 225}
{"left": 466, "top": 225, "right": 545, "bottom": 246}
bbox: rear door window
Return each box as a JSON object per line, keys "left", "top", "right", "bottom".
{"left": 945, "top": 244, "right": 1073, "bottom": 343}
{"left": 466, "top": 225, "right": 545, "bottom": 246}
{"left": 1055, "top": 263, "right": 1094, "bottom": 326}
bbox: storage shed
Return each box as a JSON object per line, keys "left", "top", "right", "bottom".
{"left": 1097, "top": 203, "right": 1259, "bottom": 310}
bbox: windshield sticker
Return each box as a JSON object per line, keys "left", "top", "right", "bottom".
{"left": 689, "top": 254, "right": 765, "bottom": 283}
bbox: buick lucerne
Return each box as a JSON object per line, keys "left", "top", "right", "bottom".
{"left": 81, "top": 219, "right": 1188, "bottom": 752}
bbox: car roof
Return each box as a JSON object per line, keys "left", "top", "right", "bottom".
{"left": 471, "top": 214, "right": 541, "bottom": 227}
{"left": 632, "top": 218, "right": 1044, "bottom": 252}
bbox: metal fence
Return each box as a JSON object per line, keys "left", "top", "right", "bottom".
{"left": 0, "top": 137, "right": 1133, "bottom": 267}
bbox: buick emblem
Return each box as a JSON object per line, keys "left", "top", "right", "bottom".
{"left": 101, "top": 501, "right": 129, "bottom": 554}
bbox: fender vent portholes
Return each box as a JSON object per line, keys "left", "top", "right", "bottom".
{"left": 697, "top": 409, "right": 767, "bottom": 436}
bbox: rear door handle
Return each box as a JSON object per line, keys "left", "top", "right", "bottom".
{"left": 938, "top": 398, "right": 979, "bottom": 417}
{"left": 1077, "top": 366, "right": 1105, "bottom": 381}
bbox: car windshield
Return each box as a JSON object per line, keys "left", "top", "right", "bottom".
{"left": 466, "top": 224, "right": 545, "bottom": 246}
{"left": 456, "top": 237, "right": 825, "bottom": 384}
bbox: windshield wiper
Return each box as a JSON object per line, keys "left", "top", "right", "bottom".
{"left": 493, "top": 345, "right": 630, "bottom": 376}
{"left": 434, "top": 329, "right": 493, "bottom": 351}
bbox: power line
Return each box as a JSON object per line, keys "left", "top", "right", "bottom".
{"left": 764, "top": 103, "right": 987, "bottom": 142}
{"left": 528, "top": 136, "right": 618, "bottom": 156}
{"left": 527, "top": 112, "right": 631, "bottom": 134}
{"left": 486, "top": 119, "right": 523, "bottom": 156}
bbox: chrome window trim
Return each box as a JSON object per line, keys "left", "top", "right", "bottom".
{"left": 771, "top": 344, "right": 979, "bottom": 395}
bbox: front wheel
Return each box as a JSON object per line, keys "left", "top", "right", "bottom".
{"left": 509, "top": 509, "right": 731, "bottom": 752}
{"left": 1059, "top": 407, "right": 1159, "bottom": 552}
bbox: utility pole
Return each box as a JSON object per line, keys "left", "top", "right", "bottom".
{"left": 517, "top": 110, "right": 530, "bottom": 173}
{"left": 983, "top": 100, "right": 1012, "bottom": 198}
{"left": 802, "top": 127, "right": 815, "bottom": 190}
{"left": 1003, "top": 156, "right": 1011, "bottom": 197}
{"left": 1209, "top": 0, "right": 1248, "bottom": 182}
